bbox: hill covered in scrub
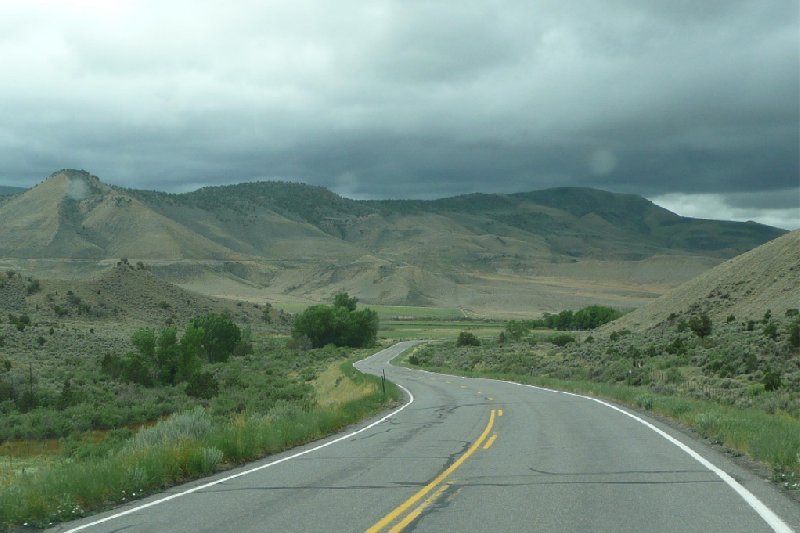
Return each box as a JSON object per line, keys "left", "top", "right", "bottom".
{"left": 607, "top": 230, "right": 800, "bottom": 332}
{"left": 0, "top": 169, "right": 786, "bottom": 314}
{"left": 0, "top": 263, "right": 291, "bottom": 441}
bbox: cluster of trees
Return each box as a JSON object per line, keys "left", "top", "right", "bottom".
{"left": 102, "top": 313, "right": 244, "bottom": 398}
{"left": 504, "top": 305, "right": 622, "bottom": 340}
{"left": 539, "top": 306, "right": 623, "bottom": 331}
{"left": 292, "top": 292, "right": 378, "bottom": 348}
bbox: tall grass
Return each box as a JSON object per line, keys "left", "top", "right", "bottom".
{"left": 0, "top": 360, "right": 401, "bottom": 530}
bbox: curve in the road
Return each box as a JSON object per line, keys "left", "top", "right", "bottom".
{"left": 54, "top": 341, "right": 798, "bottom": 533}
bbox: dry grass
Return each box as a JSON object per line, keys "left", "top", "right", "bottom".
{"left": 312, "top": 362, "right": 375, "bottom": 408}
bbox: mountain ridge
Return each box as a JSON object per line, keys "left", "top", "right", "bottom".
{"left": 0, "top": 169, "right": 787, "bottom": 313}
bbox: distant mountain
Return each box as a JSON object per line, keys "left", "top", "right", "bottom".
{"left": 129, "top": 179, "right": 784, "bottom": 263}
{"left": 0, "top": 170, "right": 787, "bottom": 312}
{"left": 0, "top": 170, "right": 237, "bottom": 259}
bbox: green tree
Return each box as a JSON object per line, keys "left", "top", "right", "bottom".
{"left": 344, "top": 308, "right": 379, "bottom": 347}
{"left": 292, "top": 305, "right": 340, "bottom": 348}
{"left": 292, "top": 302, "right": 378, "bottom": 348}
{"left": 333, "top": 292, "right": 358, "bottom": 311}
{"left": 131, "top": 329, "right": 156, "bottom": 361}
{"left": 56, "top": 378, "right": 76, "bottom": 410}
{"left": 572, "top": 305, "right": 622, "bottom": 330}
{"left": 190, "top": 313, "right": 242, "bottom": 363}
{"left": 122, "top": 353, "right": 154, "bottom": 386}
{"left": 178, "top": 324, "right": 205, "bottom": 382}
{"left": 155, "top": 328, "right": 180, "bottom": 384}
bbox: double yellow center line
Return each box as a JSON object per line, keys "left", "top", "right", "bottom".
{"left": 366, "top": 409, "right": 501, "bottom": 533}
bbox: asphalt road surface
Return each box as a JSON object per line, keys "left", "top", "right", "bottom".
{"left": 53, "top": 341, "right": 799, "bottom": 532}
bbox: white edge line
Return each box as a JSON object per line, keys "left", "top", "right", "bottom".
{"left": 64, "top": 348, "right": 415, "bottom": 533}
{"left": 467, "top": 375, "right": 795, "bottom": 533}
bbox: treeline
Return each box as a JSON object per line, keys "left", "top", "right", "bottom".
{"left": 506, "top": 305, "right": 622, "bottom": 339}
{"left": 292, "top": 292, "right": 378, "bottom": 348}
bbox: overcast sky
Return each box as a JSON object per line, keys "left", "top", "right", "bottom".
{"left": 1, "top": 0, "right": 798, "bottom": 228}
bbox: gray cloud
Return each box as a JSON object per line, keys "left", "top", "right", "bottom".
{"left": 0, "top": 0, "right": 797, "bottom": 227}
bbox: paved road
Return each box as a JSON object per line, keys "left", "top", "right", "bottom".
{"left": 54, "top": 341, "right": 799, "bottom": 532}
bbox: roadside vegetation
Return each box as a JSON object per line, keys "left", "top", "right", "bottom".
{"left": 0, "top": 273, "right": 398, "bottom": 530}
{"left": 408, "top": 307, "right": 800, "bottom": 493}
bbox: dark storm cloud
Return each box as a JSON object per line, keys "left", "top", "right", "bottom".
{"left": 0, "top": 0, "right": 797, "bottom": 227}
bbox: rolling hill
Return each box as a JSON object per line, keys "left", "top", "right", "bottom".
{"left": 0, "top": 169, "right": 787, "bottom": 315}
{"left": 607, "top": 230, "right": 800, "bottom": 331}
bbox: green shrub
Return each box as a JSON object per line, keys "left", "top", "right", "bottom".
{"left": 186, "top": 371, "right": 219, "bottom": 399}
{"left": 26, "top": 279, "right": 40, "bottom": 295}
{"left": 550, "top": 334, "right": 576, "bottom": 347}
{"left": 609, "top": 329, "right": 630, "bottom": 341}
{"left": 789, "top": 321, "right": 800, "bottom": 348}
{"left": 456, "top": 331, "right": 481, "bottom": 346}
{"left": 762, "top": 322, "right": 778, "bottom": 340}
{"left": 688, "top": 314, "right": 712, "bottom": 338}
{"left": 333, "top": 292, "right": 358, "bottom": 311}
{"left": 8, "top": 313, "right": 31, "bottom": 332}
{"left": 763, "top": 368, "right": 782, "bottom": 391}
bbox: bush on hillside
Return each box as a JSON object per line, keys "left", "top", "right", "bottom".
{"left": 550, "top": 333, "right": 576, "bottom": 346}
{"left": 763, "top": 368, "right": 782, "bottom": 391}
{"left": 789, "top": 321, "right": 800, "bottom": 348}
{"left": 689, "top": 314, "right": 712, "bottom": 338}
